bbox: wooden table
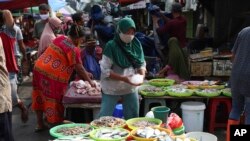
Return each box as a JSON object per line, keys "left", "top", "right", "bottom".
{"left": 63, "top": 86, "right": 102, "bottom": 120}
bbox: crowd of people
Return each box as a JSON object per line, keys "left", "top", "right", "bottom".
{"left": 0, "top": 1, "right": 211, "bottom": 140}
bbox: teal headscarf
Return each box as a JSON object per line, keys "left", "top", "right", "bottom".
{"left": 103, "top": 17, "right": 145, "bottom": 68}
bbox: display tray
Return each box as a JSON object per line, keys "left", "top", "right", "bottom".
{"left": 199, "top": 85, "right": 225, "bottom": 89}
{"left": 90, "top": 116, "right": 126, "bottom": 128}
{"left": 138, "top": 85, "right": 166, "bottom": 97}
{"left": 194, "top": 89, "right": 221, "bottom": 97}
{"left": 49, "top": 123, "right": 93, "bottom": 138}
{"left": 166, "top": 89, "right": 194, "bottom": 97}
{"left": 126, "top": 117, "right": 162, "bottom": 130}
{"left": 148, "top": 78, "right": 175, "bottom": 87}
{"left": 181, "top": 81, "right": 224, "bottom": 89}
{"left": 221, "top": 88, "right": 231, "bottom": 97}
{"left": 130, "top": 126, "right": 172, "bottom": 141}
{"left": 89, "top": 127, "right": 130, "bottom": 141}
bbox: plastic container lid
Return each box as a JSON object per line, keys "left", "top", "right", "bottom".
{"left": 113, "top": 104, "right": 124, "bottom": 118}
{"left": 116, "top": 104, "right": 123, "bottom": 110}
{"left": 180, "top": 101, "right": 206, "bottom": 110}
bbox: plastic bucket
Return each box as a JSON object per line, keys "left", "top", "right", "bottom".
{"left": 151, "top": 106, "right": 170, "bottom": 123}
{"left": 186, "top": 132, "right": 218, "bottom": 141}
{"left": 180, "top": 101, "right": 206, "bottom": 132}
{"left": 113, "top": 104, "right": 124, "bottom": 118}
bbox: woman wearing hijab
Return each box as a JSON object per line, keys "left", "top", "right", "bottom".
{"left": 32, "top": 24, "right": 96, "bottom": 132}
{"left": 37, "top": 17, "right": 62, "bottom": 57}
{"left": 99, "top": 17, "right": 146, "bottom": 119}
{"left": 157, "top": 37, "right": 190, "bottom": 82}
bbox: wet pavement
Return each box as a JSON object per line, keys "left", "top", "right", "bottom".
{"left": 13, "top": 76, "right": 52, "bottom": 141}
{"left": 12, "top": 76, "right": 226, "bottom": 141}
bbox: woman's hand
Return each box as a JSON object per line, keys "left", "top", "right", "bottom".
{"left": 87, "top": 72, "right": 93, "bottom": 79}
{"left": 89, "top": 80, "right": 96, "bottom": 88}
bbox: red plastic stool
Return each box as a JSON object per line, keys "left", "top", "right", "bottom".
{"left": 208, "top": 97, "right": 232, "bottom": 133}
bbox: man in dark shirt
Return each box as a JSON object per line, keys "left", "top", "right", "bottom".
{"left": 153, "top": 2, "right": 187, "bottom": 49}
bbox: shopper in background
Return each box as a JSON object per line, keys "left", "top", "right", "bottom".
{"left": 99, "top": 17, "right": 146, "bottom": 119}
{"left": 63, "top": 16, "right": 73, "bottom": 35}
{"left": 71, "top": 11, "right": 84, "bottom": 27}
{"left": 156, "top": 37, "right": 190, "bottom": 82}
{"left": 32, "top": 24, "right": 95, "bottom": 132}
{"left": 0, "top": 10, "right": 29, "bottom": 123}
{"left": 33, "top": 3, "right": 50, "bottom": 41}
{"left": 71, "top": 12, "right": 92, "bottom": 36}
{"left": 13, "top": 15, "right": 28, "bottom": 85}
{"left": 81, "top": 38, "right": 102, "bottom": 80}
{"left": 37, "top": 17, "right": 62, "bottom": 57}
{"left": 227, "top": 26, "right": 250, "bottom": 141}
{"left": 0, "top": 36, "right": 14, "bottom": 141}
{"left": 152, "top": 2, "right": 187, "bottom": 56}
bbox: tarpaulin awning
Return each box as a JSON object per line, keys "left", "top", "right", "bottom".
{"left": 48, "top": 0, "right": 67, "bottom": 11}
{"left": 24, "top": 7, "right": 39, "bottom": 14}
{"left": 57, "top": 5, "right": 76, "bottom": 16}
{"left": 0, "top": 0, "right": 48, "bottom": 10}
{"left": 120, "top": 0, "right": 146, "bottom": 11}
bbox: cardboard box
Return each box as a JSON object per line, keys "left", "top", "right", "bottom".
{"left": 190, "top": 62, "right": 212, "bottom": 76}
{"left": 213, "top": 59, "right": 232, "bottom": 76}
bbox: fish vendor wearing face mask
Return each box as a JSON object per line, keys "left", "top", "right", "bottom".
{"left": 99, "top": 17, "right": 146, "bottom": 119}
{"left": 32, "top": 3, "right": 50, "bottom": 41}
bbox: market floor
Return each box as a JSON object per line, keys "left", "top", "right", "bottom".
{"left": 12, "top": 76, "right": 226, "bottom": 141}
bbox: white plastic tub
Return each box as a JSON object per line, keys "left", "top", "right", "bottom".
{"left": 186, "top": 131, "right": 218, "bottom": 141}
{"left": 181, "top": 101, "right": 206, "bottom": 132}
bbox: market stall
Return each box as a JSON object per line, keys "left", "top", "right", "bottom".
{"left": 62, "top": 76, "right": 231, "bottom": 135}
{"left": 48, "top": 115, "right": 209, "bottom": 141}
{"left": 0, "top": 0, "right": 48, "bottom": 10}
{"left": 63, "top": 80, "right": 102, "bottom": 121}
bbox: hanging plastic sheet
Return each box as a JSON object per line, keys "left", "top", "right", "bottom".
{"left": 48, "top": 0, "right": 67, "bottom": 11}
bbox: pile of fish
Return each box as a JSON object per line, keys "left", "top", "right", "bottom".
{"left": 184, "top": 80, "right": 217, "bottom": 86}
{"left": 167, "top": 84, "right": 188, "bottom": 89}
{"left": 169, "top": 88, "right": 188, "bottom": 93}
{"left": 222, "top": 88, "right": 230, "bottom": 93}
{"left": 140, "top": 86, "right": 163, "bottom": 93}
{"left": 93, "top": 128, "right": 129, "bottom": 140}
{"left": 72, "top": 80, "right": 101, "bottom": 96}
{"left": 91, "top": 116, "right": 126, "bottom": 128}
{"left": 132, "top": 120, "right": 159, "bottom": 128}
{"left": 200, "top": 88, "right": 218, "bottom": 93}
{"left": 56, "top": 125, "right": 93, "bottom": 136}
{"left": 134, "top": 127, "right": 173, "bottom": 141}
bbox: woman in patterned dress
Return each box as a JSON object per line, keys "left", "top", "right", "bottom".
{"left": 31, "top": 24, "right": 95, "bottom": 131}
